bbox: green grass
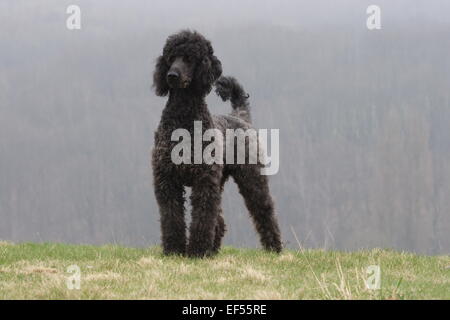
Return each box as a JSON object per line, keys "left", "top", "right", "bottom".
{"left": 0, "top": 241, "right": 448, "bottom": 299}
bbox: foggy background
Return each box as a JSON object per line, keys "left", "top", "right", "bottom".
{"left": 1, "top": 0, "right": 449, "bottom": 254}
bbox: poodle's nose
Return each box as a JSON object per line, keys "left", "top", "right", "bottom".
{"left": 167, "top": 70, "right": 180, "bottom": 85}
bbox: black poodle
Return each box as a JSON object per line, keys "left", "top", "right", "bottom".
{"left": 152, "top": 30, "right": 282, "bottom": 257}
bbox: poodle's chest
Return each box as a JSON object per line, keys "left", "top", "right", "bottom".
{"left": 172, "top": 164, "right": 210, "bottom": 186}
{"left": 154, "top": 117, "right": 219, "bottom": 155}
{"left": 153, "top": 133, "right": 223, "bottom": 186}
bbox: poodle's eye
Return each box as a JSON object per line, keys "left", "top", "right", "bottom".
{"left": 202, "top": 57, "right": 209, "bottom": 65}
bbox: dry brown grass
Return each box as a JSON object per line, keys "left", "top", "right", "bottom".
{"left": 0, "top": 243, "right": 448, "bottom": 299}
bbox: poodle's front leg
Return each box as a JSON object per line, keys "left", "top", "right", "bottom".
{"left": 154, "top": 173, "right": 186, "bottom": 256}
{"left": 187, "top": 169, "right": 222, "bottom": 258}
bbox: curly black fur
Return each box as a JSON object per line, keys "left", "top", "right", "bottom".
{"left": 215, "top": 76, "right": 251, "bottom": 123}
{"left": 152, "top": 30, "right": 282, "bottom": 258}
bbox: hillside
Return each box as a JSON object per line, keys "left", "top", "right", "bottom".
{"left": 0, "top": 242, "right": 448, "bottom": 299}
{"left": 2, "top": 2, "right": 450, "bottom": 254}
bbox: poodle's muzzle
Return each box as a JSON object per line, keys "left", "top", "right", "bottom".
{"left": 166, "top": 57, "right": 192, "bottom": 89}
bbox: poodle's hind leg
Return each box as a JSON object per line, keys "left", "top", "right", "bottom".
{"left": 232, "top": 166, "right": 282, "bottom": 253}
{"left": 187, "top": 167, "right": 223, "bottom": 258}
{"left": 154, "top": 173, "right": 187, "bottom": 256}
{"left": 212, "top": 213, "right": 226, "bottom": 254}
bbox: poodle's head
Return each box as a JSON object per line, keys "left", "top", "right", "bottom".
{"left": 153, "top": 30, "right": 222, "bottom": 97}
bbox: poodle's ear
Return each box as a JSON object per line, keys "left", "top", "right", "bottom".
{"left": 195, "top": 55, "right": 222, "bottom": 94}
{"left": 153, "top": 55, "right": 169, "bottom": 96}
{"left": 210, "top": 55, "right": 223, "bottom": 83}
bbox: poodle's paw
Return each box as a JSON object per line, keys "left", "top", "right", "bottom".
{"left": 162, "top": 244, "right": 186, "bottom": 257}
{"left": 186, "top": 243, "right": 214, "bottom": 259}
{"left": 263, "top": 239, "right": 283, "bottom": 254}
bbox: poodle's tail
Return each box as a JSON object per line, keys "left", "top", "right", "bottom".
{"left": 215, "top": 76, "right": 251, "bottom": 123}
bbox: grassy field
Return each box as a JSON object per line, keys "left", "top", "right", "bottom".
{"left": 0, "top": 241, "right": 448, "bottom": 299}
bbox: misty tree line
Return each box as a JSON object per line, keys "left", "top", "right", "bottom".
{"left": 0, "top": 8, "right": 449, "bottom": 253}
